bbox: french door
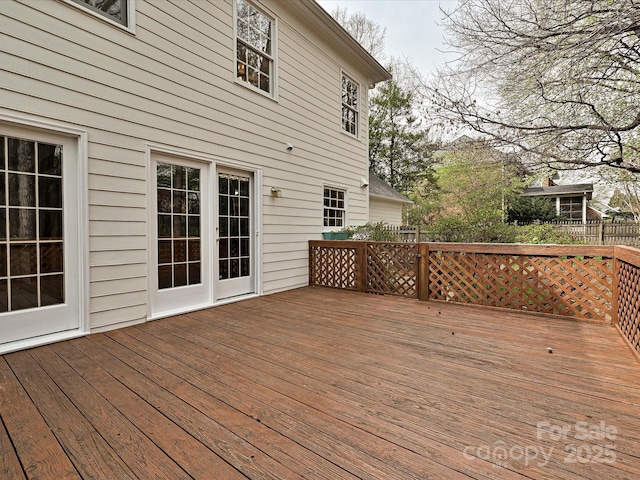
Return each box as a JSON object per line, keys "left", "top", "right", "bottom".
{"left": 150, "top": 154, "right": 255, "bottom": 318}
{"left": 0, "top": 126, "right": 81, "bottom": 348}
{"left": 150, "top": 154, "right": 211, "bottom": 317}
{"left": 215, "top": 169, "right": 255, "bottom": 300}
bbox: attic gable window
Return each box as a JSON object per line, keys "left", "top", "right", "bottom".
{"left": 341, "top": 74, "right": 359, "bottom": 136}
{"left": 71, "top": 0, "right": 128, "bottom": 26}
{"left": 236, "top": 0, "right": 274, "bottom": 95}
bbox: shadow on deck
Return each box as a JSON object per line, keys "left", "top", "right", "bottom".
{"left": 2, "top": 286, "right": 640, "bottom": 479}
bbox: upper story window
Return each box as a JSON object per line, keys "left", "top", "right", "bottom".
{"left": 236, "top": 0, "right": 275, "bottom": 96}
{"left": 71, "top": 0, "right": 128, "bottom": 26}
{"left": 324, "top": 187, "right": 346, "bottom": 228}
{"left": 341, "top": 74, "right": 359, "bottom": 136}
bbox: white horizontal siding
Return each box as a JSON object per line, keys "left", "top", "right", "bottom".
{"left": 369, "top": 198, "right": 404, "bottom": 226}
{"left": 1, "top": 0, "right": 374, "bottom": 330}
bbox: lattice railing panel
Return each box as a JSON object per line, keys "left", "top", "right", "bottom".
{"left": 309, "top": 244, "right": 360, "bottom": 290}
{"left": 366, "top": 243, "right": 418, "bottom": 297}
{"left": 617, "top": 260, "right": 640, "bottom": 355}
{"left": 429, "top": 251, "right": 613, "bottom": 322}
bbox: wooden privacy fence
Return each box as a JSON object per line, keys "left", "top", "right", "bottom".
{"left": 519, "top": 219, "right": 640, "bottom": 246}
{"left": 380, "top": 221, "right": 640, "bottom": 246}
{"left": 309, "top": 241, "right": 640, "bottom": 362}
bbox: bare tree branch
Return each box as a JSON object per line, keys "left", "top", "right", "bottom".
{"left": 424, "top": 0, "right": 640, "bottom": 173}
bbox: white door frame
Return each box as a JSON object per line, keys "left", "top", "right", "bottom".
{"left": 148, "top": 151, "right": 213, "bottom": 319}
{"left": 147, "top": 145, "right": 262, "bottom": 320}
{"left": 0, "top": 112, "right": 89, "bottom": 354}
{"left": 214, "top": 166, "right": 257, "bottom": 301}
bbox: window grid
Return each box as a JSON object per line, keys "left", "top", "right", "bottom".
{"left": 236, "top": 0, "right": 274, "bottom": 94}
{"left": 323, "top": 187, "right": 346, "bottom": 228}
{"left": 218, "top": 174, "right": 251, "bottom": 281}
{"left": 0, "top": 136, "right": 65, "bottom": 313}
{"left": 341, "top": 75, "right": 359, "bottom": 136}
{"left": 559, "top": 196, "right": 583, "bottom": 221}
{"left": 71, "top": 0, "right": 128, "bottom": 26}
{"left": 157, "top": 163, "right": 201, "bottom": 290}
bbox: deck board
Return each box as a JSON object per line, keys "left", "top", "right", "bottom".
{"left": 2, "top": 286, "right": 640, "bottom": 479}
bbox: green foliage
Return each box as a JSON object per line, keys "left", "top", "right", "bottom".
{"left": 423, "top": 146, "right": 527, "bottom": 227}
{"left": 423, "top": 218, "right": 577, "bottom": 244}
{"left": 350, "top": 221, "right": 398, "bottom": 241}
{"left": 512, "top": 223, "right": 577, "bottom": 245}
{"left": 404, "top": 180, "right": 442, "bottom": 225}
{"left": 369, "top": 69, "right": 436, "bottom": 194}
{"left": 423, "top": 216, "right": 516, "bottom": 243}
{"left": 507, "top": 196, "right": 558, "bottom": 223}
{"left": 404, "top": 144, "right": 581, "bottom": 244}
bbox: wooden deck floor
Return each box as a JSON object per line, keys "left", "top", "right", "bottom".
{"left": 2, "top": 286, "right": 640, "bottom": 479}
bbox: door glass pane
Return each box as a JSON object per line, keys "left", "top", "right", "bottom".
{"left": 0, "top": 136, "right": 65, "bottom": 312}
{"left": 40, "top": 243, "right": 63, "bottom": 274}
{"left": 9, "top": 174, "right": 35, "bottom": 207}
{"left": 38, "top": 143, "right": 62, "bottom": 176}
{"left": 38, "top": 177, "right": 62, "bottom": 208}
{"left": 40, "top": 275, "right": 63, "bottom": 306}
{"left": 11, "top": 277, "right": 38, "bottom": 311}
{"left": 218, "top": 173, "right": 251, "bottom": 281}
{"left": 157, "top": 162, "right": 201, "bottom": 289}
{"left": 8, "top": 139, "right": 35, "bottom": 172}
{"left": 0, "top": 280, "right": 7, "bottom": 312}
{"left": 10, "top": 244, "right": 38, "bottom": 276}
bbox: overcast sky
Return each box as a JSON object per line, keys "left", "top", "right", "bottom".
{"left": 316, "top": 0, "right": 459, "bottom": 79}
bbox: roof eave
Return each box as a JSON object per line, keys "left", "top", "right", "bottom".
{"left": 294, "top": 1, "right": 392, "bottom": 86}
{"left": 370, "top": 193, "right": 413, "bottom": 204}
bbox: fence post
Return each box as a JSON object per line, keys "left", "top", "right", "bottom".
{"left": 418, "top": 242, "right": 429, "bottom": 301}
{"left": 598, "top": 220, "right": 604, "bottom": 245}
{"left": 611, "top": 247, "right": 619, "bottom": 327}
{"left": 308, "top": 242, "right": 315, "bottom": 286}
{"left": 356, "top": 242, "right": 367, "bottom": 293}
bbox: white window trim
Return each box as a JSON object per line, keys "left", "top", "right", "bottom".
{"left": 0, "top": 111, "right": 90, "bottom": 354}
{"left": 341, "top": 72, "right": 360, "bottom": 138}
{"left": 322, "top": 185, "right": 348, "bottom": 231}
{"left": 233, "top": 0, "right": 278, "bottom": 100}
{"left": 60, "top": 0, "right": 137, "bottom": 34}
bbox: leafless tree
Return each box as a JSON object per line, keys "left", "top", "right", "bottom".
{"left": 426, "top": 0, "right": 640, "bottom": 174}
{"left": 331, "top": 6, "right": 387, "bottom": 62}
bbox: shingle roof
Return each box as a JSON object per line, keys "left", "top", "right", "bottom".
{"left": 522, "top": 183, "right": 594, "bottom": 198}
{"left": 369, "top": 174, "right": 411, "bottom": 203}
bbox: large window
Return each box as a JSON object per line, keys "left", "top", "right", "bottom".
{"left": 71, "top": 0, "right": 128, "bottom": 26}
{"left": 236, "top": 0, "right": 274, "bottom": 95}
{"left": 341, "top": 74, "right": 359, "bottom": 136}
{"left": 324, "top": 187, "right": 346, "bottom": 228}
{"left": 559, "top": 196, "right": 584, "bottom": 221}
{"left": 0, "top": 136, "right": 64, "bottom": 312}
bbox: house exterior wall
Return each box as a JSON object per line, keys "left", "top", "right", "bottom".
{"left": 369, "top": 198, "right": 404, "bottom": 226}
{"left": 0, "top": 0, "right": 377, "bottom": 343}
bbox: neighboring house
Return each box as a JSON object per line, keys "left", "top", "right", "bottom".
{"left": 522, "top": 178, "right": 596, "bottom": 222}
{"left": 0, "top": 0, "right": 390, "bottom": 353}
{"left": 368, "top": 174, "right": 411, "bottom": 226}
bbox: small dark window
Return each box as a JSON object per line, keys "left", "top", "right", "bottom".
{"left": 323, "top": 187, "right": 346, "bottom": 228}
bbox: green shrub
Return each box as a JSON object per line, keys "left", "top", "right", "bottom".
{"left": 351, "top": 221, "right": 398, "bottom": 241}
{"left": 513, "top": 223, "right": 577, "bottom": 244}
